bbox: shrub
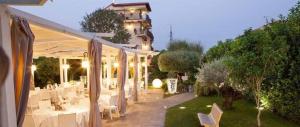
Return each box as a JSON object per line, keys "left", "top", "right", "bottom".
{"left": 148, "top": 51, "right": 168, "bottom": 82}
{"left": 194, "top": 81, "right": 216, "bottom": 96}
{"left": 158, "top": 51, "right": 200, "bottom": 73}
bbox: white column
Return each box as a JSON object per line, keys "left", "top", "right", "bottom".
{"left": 138, "top": 56, "right": 142, "bottom": 88}
{"left": 87, "top": 64, "right": 90, "bottom": 89}
{"left": 59, "top": 57, "right": 64, "bottom": 85}
{"left": 0, "top": 5, "right": 17, "bottom": 127}
{"left": 144, "top": 55, "right": 148, "bottom": 92}
{"left": 63, "top": 59, "right": 68, "bottom": 83}
{"left": 125, "top": 55, "right": 129, "bottom": 85}
{"left": 106, "top": 53, "right": 112, "bottom": 88}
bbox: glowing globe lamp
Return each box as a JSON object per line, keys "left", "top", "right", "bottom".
{"left": 152, "top": 79, "right": 162, "bottom": 88}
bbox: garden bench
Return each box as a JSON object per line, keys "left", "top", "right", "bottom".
{"left": 197, "top": 103, "right": 223, "bottom": 127}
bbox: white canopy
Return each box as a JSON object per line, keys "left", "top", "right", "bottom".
{"left": 8, "top": 7, "right": 156, "bottom": 58}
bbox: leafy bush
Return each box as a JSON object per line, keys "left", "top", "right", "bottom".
{"left": 167, "top": 40, "right": 203, "bottom": 56}
{"left": 194, "top": 81, "right": 216, "bottom": 96}
{"left": 34, "top": 57, "right": 60, "bottom": 88}
{"left": 148, "top": 51, "right": 168, "bottom": 83}
{"left": 261, "top": 4, "right": 300, "bottom": 122}
{"left": 161, "top": 79, "right": 168, "bottom": 92}
{"left": 204, "top": 39, "right": 233, "bottom": 63}
{"left": 81, "top": 9, "right": 131, "bottom": 44}
{"left": 158, "top": 51, "right": 200, "bottom": 73}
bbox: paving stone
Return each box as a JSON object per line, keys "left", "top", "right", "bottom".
{"left": 102, "top": 89, "right": 195, "bottom": 127}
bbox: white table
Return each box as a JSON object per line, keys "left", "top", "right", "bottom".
{"left": 30, "top": 98, "right": 89, "bottom": 127}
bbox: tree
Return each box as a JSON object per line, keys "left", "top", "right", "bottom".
{"left": 158, "top": 50, "right": 200, "bottom": 92}
{"left": 225, "top": 28, "right": 288, "bottom": 127}
{"left": 148, "top": 51, "right": 168, "bottom": 83}
{"left": 167, "top": 40, "right": 203, "bottom": 56}
{"left": 261, "top": 2, "right": 300, "bottom": 123}
{"left": 81, "top": 9, "right": 131, "bottom": 44}
{"left": 158, "top": 51, "right": 200, "bottom": 73}
{"left": 195, "top": 57, "right": 241, "bottom": 109}
{"left": 34, "top": 57, "right": 60, "bottom": 88}
{"left": 204, "top": 39, "right": 233, "bottom": 63}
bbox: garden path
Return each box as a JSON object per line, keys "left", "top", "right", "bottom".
{"left": 102, "top": 89, "right": 195, "bottom": 127}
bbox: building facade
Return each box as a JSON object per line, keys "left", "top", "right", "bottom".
{"left": 105, "top": 2, "right": 154, "bottom": 51}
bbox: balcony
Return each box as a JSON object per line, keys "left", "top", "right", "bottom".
{"left": 134, "top": 29, "right": 154, "bottom": 42}
{"left": 122, "top": 13, "right": 152, "bottom": 27}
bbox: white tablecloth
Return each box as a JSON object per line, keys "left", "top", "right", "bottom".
{"left": 30, "top": 98, "right": 89, "bottom": 127}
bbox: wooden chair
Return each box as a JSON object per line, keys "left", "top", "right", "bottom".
{"left": 197, "top": 103, "right": 223, "bottom": 127}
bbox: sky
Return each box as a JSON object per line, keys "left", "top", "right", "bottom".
{"left": 15, "top": 0, "right": 298, "bottom": 51}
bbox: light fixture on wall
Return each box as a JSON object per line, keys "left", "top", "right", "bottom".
{"left": 129, "top": 8, "right": 136, "bottom": 13}
{"left": 113, "top": 62, "right": 119, "bottom": 68}
{"left": 142, "top": 62, "right": 147, "bottom": 67}
{"left": 129, "top": 62, "right": 134, "bottom": 67}
{"left": 31, "top": 65, "right": 37, "bottom": 73}
{"left": 142, "top": 44, "right": 149, "bottom": 50}
{"left": 82, "top": 52, "right": 89, "bottom": 68}
{"left": 125, "top": 23, "right": 134, "bottom": 30}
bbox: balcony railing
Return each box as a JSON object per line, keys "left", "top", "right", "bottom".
{"left": 134, "top": 29, "right": 154, "bottom": 42}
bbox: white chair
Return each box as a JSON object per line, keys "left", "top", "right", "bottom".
{"left": 23, "top": 114, "right": 37, "bottom": 127}
{"left": 103, "top": 95, "right": 120, "bottom": 120}
{"left": 35, "top": 87, "right": 40, "bottom": 91}
{"left": 38, "top": 100, "right": 52, "bottom": 110}
{"left": 58, "top": 113, "right": 77, "bottom": 127}
{"left": 39, "top": 90, "right": 51, "bottom": 100}
{"left": 27, "top": 95, "right": 40, "bottom": 113}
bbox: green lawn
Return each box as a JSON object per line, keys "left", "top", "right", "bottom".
{"left": 165, "top": 96, "right": 299, "bottom": 127}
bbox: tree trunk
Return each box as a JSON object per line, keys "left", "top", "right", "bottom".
{"left": 257, "top": 108, "right": 261, "bottom": 127}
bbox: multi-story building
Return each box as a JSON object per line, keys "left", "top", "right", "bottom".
{"left": 105, "top": 2, "right": 154, "bottom": 51}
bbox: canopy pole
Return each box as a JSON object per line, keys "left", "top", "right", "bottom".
{"left": 138, "top": 56, "right": 142, "bottom": 90}
{"left": 0, "top": 5, "right": 17, "bottom": 127}
{"left": 63, "top": 58, "right": 68, "bottom": 84}
{"left": 144, "top": 55, "right": 148, "bottom": 93}
{"left": 59, "top": 57, "right": 64, "bottom": 85}
{"left": 106, "top": 53, "right": 112, "bottom": 88}
{"left": 125, "top": 54, "right": 129, "bottom": 88}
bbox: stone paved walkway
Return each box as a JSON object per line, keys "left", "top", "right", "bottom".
{"left": 102, "top": 89, "right": 195, "bottom": 127}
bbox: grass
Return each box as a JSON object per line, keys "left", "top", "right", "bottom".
{"left": 165, "top": 96, "right": 299, "bottom": 127}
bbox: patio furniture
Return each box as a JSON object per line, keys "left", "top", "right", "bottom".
{"left": 38, "top": 100, "right": 52, "bottom": 110}
{"left": 58, "top": 113, "right": 76, "bottom": 127}
{"left": 23, "top": 114, "right": 37, "bottom": 127}
{"left": 103, "top": 95, "right": 120, "bottom": 120}
{"left": 197, "top": 103, "right": 223, "bottom": 127}
{"left": 27, "top": 95, "right": 40, "bottom": 113}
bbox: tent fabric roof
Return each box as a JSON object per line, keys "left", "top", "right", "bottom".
{"left": 7, "top": 7, "right": 155, "bottom": 58}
